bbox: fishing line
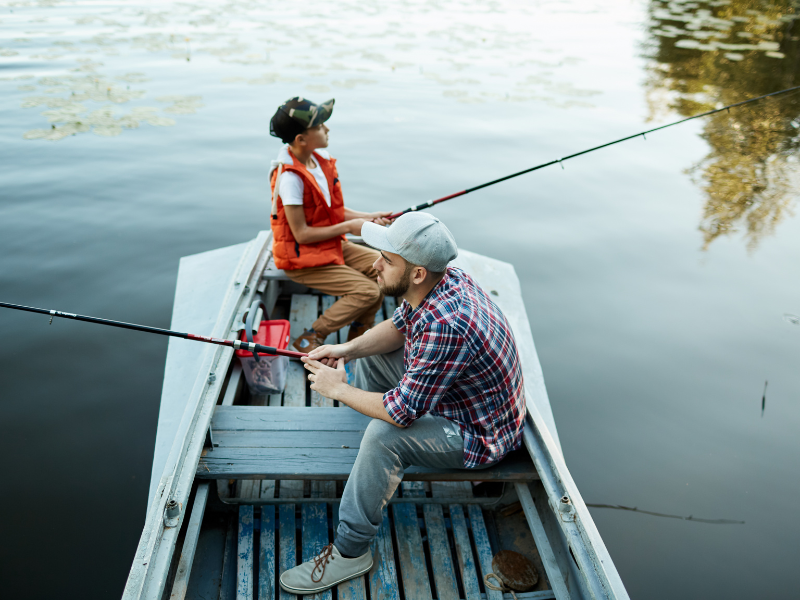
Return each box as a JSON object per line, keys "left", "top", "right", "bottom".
{"left": 388, "top": 84, "right": 800, "bottom": 219}
{"left": 0, "top": 301, "right": 307, "bottom": 359}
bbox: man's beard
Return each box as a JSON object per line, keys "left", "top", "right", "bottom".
{"left": 378, "top": 264, "right": 413, "bottom": 297}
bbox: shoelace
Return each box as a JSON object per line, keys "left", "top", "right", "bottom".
{"left": 311, "top": 544, "right": 335, "bottom": 583}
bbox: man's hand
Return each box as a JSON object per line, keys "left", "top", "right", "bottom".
{"left": 307, "top": 342, "right": 352, "bottom": 367}
{"left": 302, "top": 356, "right": 348, "bottom": 400}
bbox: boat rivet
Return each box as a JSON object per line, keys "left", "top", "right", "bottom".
{"left": 561, "top": 495, "right": 570, "bottom": 504}
{"left": 164, "top": 499, "right": 181, "bottom": 527}
{"left": 208, "top": 373, "right": 216, "bottom": 384}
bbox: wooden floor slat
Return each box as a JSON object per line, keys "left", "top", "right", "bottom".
{"left": 332, "top": 504, "right": 367, "bottom": 600}
{"left": 394, "top": 482, "right": 433, "bottom": 600}
{"left": 469, "top": 504, "right": 503, "bottom": 600}
{"left": 278, "top": 505, "right": 296, "bottom": 600}
{"left": 259, "top": 506, "right": 276, "bottom": 600}
{"left": 369, "top": 510, "right": 400, "bottom": 600}
{"left": 237, "top": 505, "right": 254, "bottom": 600}
{"left": 451, "top": 504, "right": 482, "bottom": 600}
{"left": 301, "top": 502, "right": 332, "bottom": 600}
{"left": 422, "top": 503, "right": 460, "bottom": 600}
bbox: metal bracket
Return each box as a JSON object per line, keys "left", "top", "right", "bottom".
{"left": 204, "top": 426, "right": 217, "bottom": 449}
{"left": 553, "top": 495, "right": 576, "bottom": 522}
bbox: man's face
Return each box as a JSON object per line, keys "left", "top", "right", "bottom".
{"left": 300, "top": 123, "right": 329, "bottom": 149}
{"left": 374, "top": 250, "right": 414, "bottom": 297}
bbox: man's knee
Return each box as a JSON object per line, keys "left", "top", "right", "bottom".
{"left": 361, "top": 419, "right": 399, "bottom": 449}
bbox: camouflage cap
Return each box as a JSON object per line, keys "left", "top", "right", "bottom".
{"left": 270, "top": 97, "right": 335, "bottom": 143}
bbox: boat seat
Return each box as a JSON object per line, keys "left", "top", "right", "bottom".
{"left": 197, "top": 406, "right": 538, "bottom": 482}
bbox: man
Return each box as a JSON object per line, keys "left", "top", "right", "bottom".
{"left": 269, "top": 96, "right": 392, "bottom": 352}
{"left": 279, "top": 212, "right": 527, "bottom": 595}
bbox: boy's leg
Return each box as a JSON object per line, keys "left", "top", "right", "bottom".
{"left": 286, "top": 264, "right": 381, "bottom": 337}
{"left": 341, "top": 241, "right": 384, "bottom": 326}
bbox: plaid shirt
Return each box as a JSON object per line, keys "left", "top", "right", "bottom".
{"left": 383, "top": 267, "right": 526, "bottom": 468}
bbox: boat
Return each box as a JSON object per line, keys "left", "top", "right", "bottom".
{"left": 122, "top": 230, "right": 630, "bottom": 599}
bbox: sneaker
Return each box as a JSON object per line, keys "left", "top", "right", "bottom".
{"left": 279, "top": 543, "right": 373, "bottom": 595}
{"left": 292, "top": 329, "right": 326, "bottom": 353}
{"left": 346, "top": 321, "right": 371, "bottom": 343}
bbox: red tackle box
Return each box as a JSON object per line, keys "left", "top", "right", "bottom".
{"left": 235, "top": 319, "right": 291, "bottom": 395}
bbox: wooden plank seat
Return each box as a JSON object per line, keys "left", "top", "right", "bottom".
{"left": 197, "top": 406, "right": 538, "bottom": 482}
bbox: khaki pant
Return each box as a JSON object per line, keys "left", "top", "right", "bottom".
{"left": 285, "top": 240, "right": 383, "bottom": 337}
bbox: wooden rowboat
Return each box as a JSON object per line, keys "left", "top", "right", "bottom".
{"left": 122, "top": 231, "right": 630, "bottom": 600}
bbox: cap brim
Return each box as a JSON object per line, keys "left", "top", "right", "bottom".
{"left": 310, "top": 98, "right": 335, "bottom": 127}
{"left": 361, "top": 222, "right": 397, "bottom": 254}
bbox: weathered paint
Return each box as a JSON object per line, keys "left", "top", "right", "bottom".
{"left": 259, "top": 505, "right": 276, "bottom": 600}
{"left": 278, "top": 504, "right": 296, "bottom": 600}
{"left": 369, "top": 511, "right": 400, "bottom": 600}
{"left": 468, "top": 504, "right": 504, "bottom": 600}
{"left": 301, "top": 503, "right": 332, "bottom": 600}
{"left": 450, "top": 504, "right": 481, "bottom": 600}
{"left": 237, "top": 505, "right": 254, "bottom": 599}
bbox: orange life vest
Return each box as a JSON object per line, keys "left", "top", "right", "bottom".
{"left": 269, "top": 150, "right": 346, "bottom": 271}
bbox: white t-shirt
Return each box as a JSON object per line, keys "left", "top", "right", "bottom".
{"left": 277, "top": 146, "right": 332, "bottom": 207}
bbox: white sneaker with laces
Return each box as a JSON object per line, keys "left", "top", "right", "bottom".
{"left": 279, "top": 543, "right": 373, "bottom": 594}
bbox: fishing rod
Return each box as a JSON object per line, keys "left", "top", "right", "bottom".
{"left": 387, "top": 84, "right": 800, "bottom": 220}
{"left": 0, "top": 301, "right": 308, "bottom": 359}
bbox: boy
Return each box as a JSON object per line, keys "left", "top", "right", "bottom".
{"left": 269, "top": 97, "right": 392, "bottom": 352}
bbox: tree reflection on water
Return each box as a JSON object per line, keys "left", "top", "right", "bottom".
{"left": 644, "top": 0, "right": 800, "bottom": 250}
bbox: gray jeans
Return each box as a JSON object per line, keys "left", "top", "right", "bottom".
{"left": 334, "top": 349, "right": 470, "bottom": 557}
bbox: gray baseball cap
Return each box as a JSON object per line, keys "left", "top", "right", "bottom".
{"left": 361, "top": 213, "right": 458, "bottom": 272}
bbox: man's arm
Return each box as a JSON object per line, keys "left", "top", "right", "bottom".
{"left": 302, "top": 358, "right": 404, "bottom": 427}
{"left": 307, "top": 318, "right": 405, "bottom": 364}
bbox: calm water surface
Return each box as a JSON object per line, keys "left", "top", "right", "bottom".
{"left": 1, "top": 0, "right": 799, "bottom": 597}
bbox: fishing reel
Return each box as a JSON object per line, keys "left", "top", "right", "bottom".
{"left": 242, "top": 299, "right": 268, "bottom": 363}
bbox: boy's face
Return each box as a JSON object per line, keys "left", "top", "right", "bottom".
{"left": 296, "top": 123, "right": 329, "bottom": 150}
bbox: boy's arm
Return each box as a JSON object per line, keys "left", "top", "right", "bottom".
{"left": 284, "top": 205, "right": 365, "bottom": 244}
{"left": 344, "top": 207, "right": 394, "bottom": 225}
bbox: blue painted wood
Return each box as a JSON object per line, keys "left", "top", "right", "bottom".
{"left": 422, "top": 504, "right": 459, "bottom": 600}
{"left": 259, "top": 506, "right": 276, "bottom": 600}
{"left": 393, "top": 501, "right": 433, "bottom": 600}
{"left": 278, "top": 505, "right": 296, "bottom": 600}
{"left": 331, "top": 504, "right": 367, "bottom": 600}
{"left": 238, "top": 505, "right": 255, "bottom": 599}
{"left": 450, "top": 504, "right": 481, "bottom": 600}
{"left": 468, "top": 504, "right": 503, "bottom": 600}
{"left": 369, "top": 510, "right": 400, "bottom": 600}
{"left": 301, "top": 503, "right": 332, "bottom": 600}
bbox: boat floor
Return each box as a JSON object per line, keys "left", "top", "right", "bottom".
{"left": 182, "top": 291, "right": 554, "bottom": 599}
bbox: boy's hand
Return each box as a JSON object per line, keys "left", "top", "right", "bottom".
{"left": 368, "top": 211, "right": 394, "bottom": 226}
{"left": 347, "top": 218, "right": 368, "bottom": 236}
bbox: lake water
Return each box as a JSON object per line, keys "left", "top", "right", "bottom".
{"left": 1, "top": 0, "right": 799, "bottom": 597}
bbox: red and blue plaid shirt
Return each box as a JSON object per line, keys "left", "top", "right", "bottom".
{"left": 383, "top": 267, "right": 526, "bottom": 468}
